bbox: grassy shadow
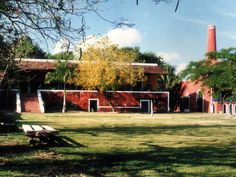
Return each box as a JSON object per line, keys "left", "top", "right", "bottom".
{"left": 59, "top": 124, "right": 236, "bottom": 137}
{"left": 46, "top": 136, "right": 87, "bottom": 148}
{"left": 0, "top": 112, "right": 21, "bottom": 132}
{"left": 1, "top": 113, "right": 236, "bottom": 176}
{"left": 0, "top": 143, "right": 236, "bottom": 176}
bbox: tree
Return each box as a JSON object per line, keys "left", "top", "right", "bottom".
{"left": 75, "top": 38, "right": 145, "bottom": 111}
{"left": 0, "top": 35, "right": 18, "bottom": 87}
{"left": 0, "top": 0, "right": 97, "bottom": 88}
{"left": 0, "top": 0, "right": 92, "bottom": 42}
{"left": 45, "top": 52, "right": 74, "bottom": 60}
{"left": 136, "top": 0, "right": 180, "bottom": 12}
{"left": 121, "top": 47, "right": 165, "bottom": 66}
{"left": 13, "top": 36, "right": 46, "bottom": 58}
{"left": 45, "top": 59, "right": 77, "bottom": 113}
{"left": 158, "top": 64, "right": 181, "bottom": 111}
{"left": 121, "top": 46, "right": 181, "bottom": 111}
{"left": 139, "top": 52, "right": 165, "bottom": 66}
{"left": 180, "top": 48, "right": 236, "bottom": 113}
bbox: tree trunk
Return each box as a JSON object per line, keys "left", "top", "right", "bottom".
{"left": 62, "top": 83, "right": 66, "bottom": 113}
{"left": 150, "top": 99, "right": 154, "bottom": 116}
{"left": 107, "top": 98, "right": 115, "bottom": 112}
{"left": 105, "top": 92, "right": 115, "bottom": 112}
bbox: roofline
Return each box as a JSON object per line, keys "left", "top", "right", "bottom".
{"left": 15, "top": 58, "right": 78, "bottom": 63}
{"left": 15, "top": 58, "right": 159, "bottom": 66}
{"left": 131, "top": 63, "right": 158, "bottom": 66}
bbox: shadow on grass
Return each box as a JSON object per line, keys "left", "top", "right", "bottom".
{"left": 59, "top": 124, "right": 236, "bottom": 137}
{"left": 1, "top": 120, "right": 236, "bottom": 176}
{"left": 0, "top": 112, "right": 21, "bottom": 133}
{"left": 0, "top": 144, "right": 36, "bottom": 154}
{"left": 50, "top": 136, "right": 87, "bottom": 148}
{"left": 1, "top": 143, "right": 236, "bottom": 176}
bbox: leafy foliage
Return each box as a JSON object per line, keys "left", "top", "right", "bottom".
{"left": 180, "top": 48, "right": 236, "bottom": 99}
{"left": 45, "top": 60, "right": 77, "bottom": 85}
{"left": 45, "top": 52, "right": 74, "bottom": 60}
{"left": 0, "top": 35, "right": 14, "bottom": 71}
{"left": 121, "top": 46, "right": 181, "bottom": 111}
{"left": 13, "top": 36, "right": 46, "bottom": 58}
{"left": 0, "top": 0, "right": 102, "bottom": 86}
{"left": 76, "top": 38, "right": 145, "bottom": 92}
{"left": 0, "top": 0, "right": 94, "bottom": 42}
{"left": 121, "top": 47, "right": 165, "bottom": 66}
{"left": 45, "top": 59, "right": 77, "bottom": 112}
{"left": 158, "top": 64, "right": 181, "bottom": 111}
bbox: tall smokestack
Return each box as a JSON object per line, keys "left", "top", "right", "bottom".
{"left": 207, "top": 25, "right": 217, "bottom": 52}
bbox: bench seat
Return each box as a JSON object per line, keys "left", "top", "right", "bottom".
{"left": 22, "top": 124, "right": 59, "bottom": 146}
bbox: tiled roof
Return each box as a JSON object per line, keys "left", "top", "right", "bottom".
{"left": 16, "top": 59, "right": 167, "bottom": 74}
{"left": 16, "top": 59, "right": 56, "bottom": 71}
{"left": 132, "top": 63, "right": 167, "bottom": 75}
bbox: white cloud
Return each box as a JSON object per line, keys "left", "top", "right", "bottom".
{"left": 156, "top": 51, "right": 182, "bottom": 65}
{"left": 53, "top": 38, "right": 70, "bottom": 54}
{"left": 76, "top": 35, "right": 100, "bottom": 50}
{"left": 106, "top": 27, "right": 141, "bottom": 47}
{"left": 176, "top": 63, "right": 187, "bottom": 74}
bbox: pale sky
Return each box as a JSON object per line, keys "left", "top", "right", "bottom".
{"left": 43, "top": 0, "right": 236, "bottom": 72}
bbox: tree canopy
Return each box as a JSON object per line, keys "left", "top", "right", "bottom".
{"left": 45, "top": 52, "right": 74, "bottom": 60}
{"left": 180, "top": 48, "right": 236, "bottom": 100}
{"left": 45, "top": 59, "right": 77, "bottom": 112}
{"left": 13, "top": 36, "right": 46, "bottom": 58}
{"left": 121, "top": 47, "right": 165, "bottom": 66}
{"left": 0, "top": 0, "right": 91, "bottom": 42}
{"left": 75, "top": 38, "right": 144, "bottom": 92}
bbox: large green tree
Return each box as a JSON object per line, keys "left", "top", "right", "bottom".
{"left": 45, "top": 52, "right": 74, "bottom": 60}
{"left": 13, "top": 36, "right": 46, "bottom": 58}
{"left": 121, "top": 47, "right": 165, "bottom": 66}
{"left": 180, "top": 48, "right": 236, "bottom": 111}
{"left": 158, "top": 64, "right": 181, "bottom": 111}
{"left": 45, "top": 59, "right": 77, "bottom": 113}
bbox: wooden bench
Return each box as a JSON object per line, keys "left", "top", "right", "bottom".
{"left": 22, "top": 124, "right": 59, "bottom": 146}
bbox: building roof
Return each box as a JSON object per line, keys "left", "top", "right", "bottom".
{"left": 16, "top": 59, "right": 167, "bottom": 75}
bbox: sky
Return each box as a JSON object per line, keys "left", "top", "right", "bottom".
{"left": 50, "top": 0, "right": 236, "bottom": 73}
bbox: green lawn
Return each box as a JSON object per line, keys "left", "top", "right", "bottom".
{"left": 0, "top": 112, "right": 236, "bottom": 177}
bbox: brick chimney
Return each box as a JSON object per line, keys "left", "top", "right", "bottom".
{"left": 207, "top": 25, "right": 217, "bottom": 52}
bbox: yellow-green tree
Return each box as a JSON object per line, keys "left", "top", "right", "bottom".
{"left": 76, "top": 38, "right": 145, "bottom": 111}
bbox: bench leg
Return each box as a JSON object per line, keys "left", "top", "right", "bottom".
{"left": 29, "top": 138, "right": 36, "bottom": 147}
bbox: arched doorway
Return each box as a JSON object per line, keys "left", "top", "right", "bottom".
{"left": 210, "top": 103, "right": 215, "bottom": 113}
{"left": 196, "top": 91, "right": 203, "bottom": 112}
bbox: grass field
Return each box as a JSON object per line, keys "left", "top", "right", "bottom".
{"left": 0, "top": 112, "right": 236, "bottom": 177}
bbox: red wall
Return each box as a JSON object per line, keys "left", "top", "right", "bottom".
{"left": 41, "top": 91, "right": 169, "bottom": 113}
{"left": 180, "top": 80, "right": 211, "bottom": 112}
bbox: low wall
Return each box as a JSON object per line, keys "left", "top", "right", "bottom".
{"left": 40, "top": 90, "right": 169, "bottom": 113}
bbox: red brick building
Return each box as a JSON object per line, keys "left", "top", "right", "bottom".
{"left": 0, "top": 60, "right": 169, "bottom": 113}
{"left": 179, "top": 25, "right": 236, "bottom": 114}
